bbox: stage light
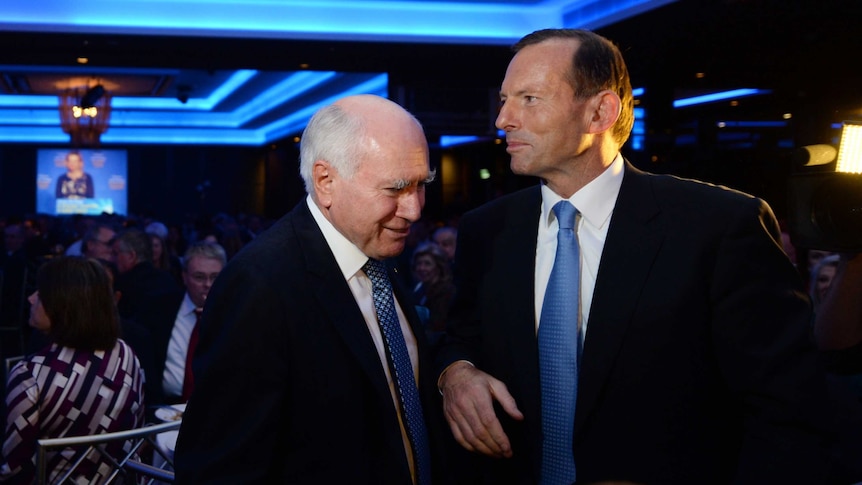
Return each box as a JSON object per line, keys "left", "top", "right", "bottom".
{"left": 836, "top": 121, "right": 862, "bottom": 173}
{"left": 788, "top": 122, "right": 862, "bottom": 251}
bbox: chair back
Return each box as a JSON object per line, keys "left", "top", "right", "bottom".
{"left": 4, "top": 354, "right": 25, "bottom": 381}
{"left": 35, "top": 420, "right": 180, "bottom": 485}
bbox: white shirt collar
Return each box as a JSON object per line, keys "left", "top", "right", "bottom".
{"left": 306, "top": 195, "right": 369, "bottom": 280}
{"left": 180, "top": 292, "right": 198, "bottom": 316}
{"left": 540, "top": 153, "right": 624, "bottom": 229}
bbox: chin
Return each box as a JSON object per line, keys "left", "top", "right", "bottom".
{"left": 510, "top": 160, "right": 532, "bottom": 176}
{"left": 377, "top": 244, "right": 406, "bottom": 260}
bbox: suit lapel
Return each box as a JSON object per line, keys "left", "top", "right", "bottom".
{"left": 489, "top": 187, "right": 545, "bottom": 473}
{"left": 575, "top": 162, "right": 664, "bottom": 434}
{"left": 293, "top": 203, "right": 393, "bottom": 406}
{"left": 497, "top": 189, "right": 543, "bottom": 414}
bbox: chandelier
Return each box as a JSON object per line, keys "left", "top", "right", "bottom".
{"left": 59, "top": 84, "right": 112, "bottom": 146}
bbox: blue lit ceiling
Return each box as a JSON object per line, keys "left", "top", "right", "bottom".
{"left": 0, "top": 0, "right": 675, "bottom": 146}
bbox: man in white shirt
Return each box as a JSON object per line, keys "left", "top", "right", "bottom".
{"left": 152, "top": 241, "right": 226, "bottom": 403}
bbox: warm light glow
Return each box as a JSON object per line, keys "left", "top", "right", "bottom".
{"left": 77, "top": 57, "right": 89, "bottom": 64}
{"left": 60, "top": 86, "right": 112, "bottom": 146}
{"left": 836, "top": 122, "right": 862, "bottom": 173}
{"left": 72, "top": 105, "right": 99, "bottom": 118}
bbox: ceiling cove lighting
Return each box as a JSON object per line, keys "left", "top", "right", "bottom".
{"left": 0, "top": 73, "right": 388, "bottom": 145}
{"left": 0, "top": 0, "right": 675, "bottom": 44}
{"left": 673, "top": 89, "right": 770, "bottom": 108}
{"left": 440, "top": 135, "right": 482, "bottom": 148}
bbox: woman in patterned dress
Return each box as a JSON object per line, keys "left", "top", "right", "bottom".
{"left": 1, "top": 256, "right": 145, "bottom": 484}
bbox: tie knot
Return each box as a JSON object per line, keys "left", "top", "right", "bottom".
{"left": 362, "top": 258, "right": 388, "bottom": 283}
{"left": 553, "top": 200, "right": 577, "bottom": 230}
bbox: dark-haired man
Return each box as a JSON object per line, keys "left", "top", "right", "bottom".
{"left": 437, "top": 28, "right": 862, "bottom": 484}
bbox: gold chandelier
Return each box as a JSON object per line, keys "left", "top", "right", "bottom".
{"left": 59, "top": 84, "right": 112, "bottom": 147}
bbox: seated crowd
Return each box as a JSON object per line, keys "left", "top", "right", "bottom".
{"left": 0, "top": 210, "right": 457, "bottom": 482}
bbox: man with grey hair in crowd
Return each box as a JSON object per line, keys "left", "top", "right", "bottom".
{"left": 135, "top": 241, "right": 228, "bottom": 405}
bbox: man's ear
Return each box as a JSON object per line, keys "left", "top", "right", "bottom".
{"left": 588, "top": 90, "right": 622, "bottom": 135}
{"left": 313, "top": 160, "right": 334, "bottom": 208}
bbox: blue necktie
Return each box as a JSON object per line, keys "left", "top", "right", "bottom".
{"left": 539, "top": 200, "right": 580, "bottom": 485}
{"left": 363, "top": 259, "right": 432, "bottom": 485}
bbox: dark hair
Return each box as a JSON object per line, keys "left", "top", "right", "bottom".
{"left": 38, "top": 256, "right": 119, "bottom": 351}
{"left": 81, "top": 222, "right": 115, "bottom": 255}
{"left": 149, "top": 232, "right": 170, "bottom": 270}
{"left": 114, "top": 227, "right": 153, "bottom": 263}
{"left": 513, "top": 28, "right": 634, "bottom": 148}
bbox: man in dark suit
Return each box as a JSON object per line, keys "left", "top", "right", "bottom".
{"left": 138, "top": 241, "right": 227, "bottom": 405}
{"left": 436, "top": 29, "right": 860, "bottom": 484}
{"left": 175, "top": 94, "right": 447, "bottom": 483}
{"left": 112, "top": 227, "right": 181, "bottom": 320}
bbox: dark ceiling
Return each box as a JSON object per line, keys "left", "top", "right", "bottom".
{"left": 603, "top": 0, "right": 862, "bottom": 120}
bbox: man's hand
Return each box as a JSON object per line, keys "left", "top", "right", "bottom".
{"left": 439, "top": 361, "right": 524, "bottom": 458}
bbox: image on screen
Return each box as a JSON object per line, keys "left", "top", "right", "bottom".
{"left": 36, "top": 148, "right": 128, "bottom": 216}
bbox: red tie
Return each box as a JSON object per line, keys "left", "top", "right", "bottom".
{"left": 182, "top": 308, "right": 202, "bottom": 402}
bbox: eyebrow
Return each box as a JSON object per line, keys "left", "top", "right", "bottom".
{"left": 391, "top": 168, "right": 437, "bottom": 190}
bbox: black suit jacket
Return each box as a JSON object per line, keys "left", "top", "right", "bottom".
{"left": 115, "top": 261, "right": 181, "bottom": 320}
{"left": 131, "top": 290, "right": 186, "bottom": 405}
{"left": 438, "top": 161, "right": 852, "bottom": 484}
{"left": 175, "top": 200, "right": 448, "bottom": 484}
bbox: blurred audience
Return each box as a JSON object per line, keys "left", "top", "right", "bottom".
{"left": 63, "top": 215, "right": 95, "bottom": 256}
{"left": 80, "top": 222, "right": 116, "bottom": 261}
{"left": 146, "top": 223, "right": 183, "bottom": 286}
{"left": 411, "top": 241, "right": 455, "bottom": 337}
{"left": 431, "top": 225, "right": 457, "bottom": 265}
{"left": 1, "top": 257, "right": 144, "bottom": 484}
{"left": 1, "top": 223, "right": 31, "bottom": 354}
{"left": 135, "top": 241, "right": 227, "bottom": 405}
{"left": 810, "top": 253, "right": 841, "bottom": 314}
{"left": 166, "top": 223, "right": 188, "bottom": 260}
{"left": 112, "top": 228, "right": 181, "bottom": 320}
{"left": 815, "top": 253, "right": 862, "bottom": 361}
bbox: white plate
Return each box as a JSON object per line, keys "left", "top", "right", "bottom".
{"left": 155, "top": 403, "right": 187, "bottom": 422}
{"left": 156, "top": 430, "right": 180, "bottom": 453}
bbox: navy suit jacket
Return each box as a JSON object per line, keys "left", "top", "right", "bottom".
{"left": 175, "top": 200, "right": 447, "bottom": 484}
{"left": 131, "top": 289, "right": 185, "bottom": 404}
{"left": 438, "top": 161, "right": 852, "bottom": 484}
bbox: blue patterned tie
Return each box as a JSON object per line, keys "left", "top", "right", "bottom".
{"left": 363, "top": 259, "right": 432, "bottom": 485}
{"left": 539, "top": 200, "right": 580, "bottom": 485}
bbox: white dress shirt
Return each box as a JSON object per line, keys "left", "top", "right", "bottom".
{"left": 535, "top": 154, "right": 624, "bottom": 342}
{"left": 306, "top": 196, "right": 419, "bottom": 482}
{"left": 162, "top": 293, "right": 198, "bottom": 399}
